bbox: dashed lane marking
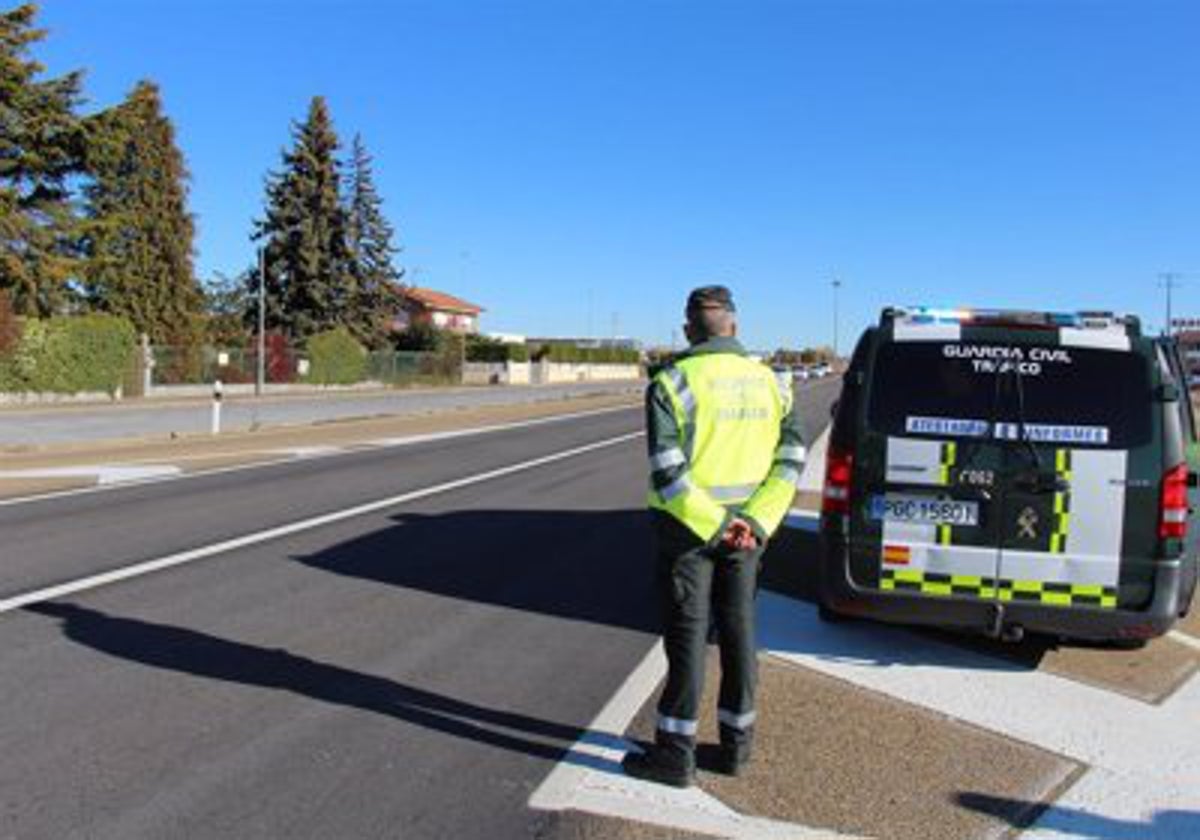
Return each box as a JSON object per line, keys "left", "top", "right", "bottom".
{"left": 0, "top": 465, "right": 182, "bottom": 485}
{"left": 0, "top": 431, "right": 642, "bottom": 616}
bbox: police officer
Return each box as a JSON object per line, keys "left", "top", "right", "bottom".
{"left": 622, "top": 285, "right": 806, "bottom": 788}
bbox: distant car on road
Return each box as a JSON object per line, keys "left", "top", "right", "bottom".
{"left": 818, "top": 306, "right": 1199, "bottom": 644}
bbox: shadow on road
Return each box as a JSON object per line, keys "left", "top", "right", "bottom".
{"left": 23, "top": 601, "right": 629, "bottom": 774}
{"left": 290, "top": 507, "right": 1051, "bottom": 671}
{"left": 956, "top": 792, "right": 1200, "bottom": 839}
{"left": 294, "top": 508, "right": 663, "bottom": 635}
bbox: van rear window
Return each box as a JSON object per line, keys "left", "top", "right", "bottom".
{"left": 866, "top": 342, "right": 1151, "bottom": 448}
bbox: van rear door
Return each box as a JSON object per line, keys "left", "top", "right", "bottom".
{"left": 994, "top": 335, "right": 1155, "bottom": 611}
{"left": 861, "top": 339, "right": 1007, "bottom": 606}
{"left": 861, "top": 329, "right": 1156, "bottom": 613}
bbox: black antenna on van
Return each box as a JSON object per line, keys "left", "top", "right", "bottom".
{"left": 1011, "top": 362, "right": 1046, "bottom": 480}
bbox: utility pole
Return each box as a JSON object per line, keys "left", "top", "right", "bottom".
{"left": 831, "top": 276, "right": 843, "bottom": 359}
{"left": 1160, "top": 272, "right": 1183, "bottom": 336}
{"left": 256, "top": 247, "right": 266, "bottom": 397}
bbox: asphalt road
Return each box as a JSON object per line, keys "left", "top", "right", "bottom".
{"left": 1, "top": 407, "right": 657, "bottom": 839}
{"left": 0, "top": 378, "right": 842, "bottom": 839}
{"left": 0, "top": 381, "right": 645, "bottom": 447}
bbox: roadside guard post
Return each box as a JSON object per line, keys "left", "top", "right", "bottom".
{"left": 211, "top": 379, "right": 223, "bottom": 435}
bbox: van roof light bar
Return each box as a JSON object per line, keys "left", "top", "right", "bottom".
{"left": 886, "top": 306, "right": 1139, "bottom": 335}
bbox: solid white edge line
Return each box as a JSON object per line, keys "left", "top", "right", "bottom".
{"left": 1167, "top": 630, "right": 1200, "bottom": 651}
{"left": 528, "top": 628, "right": 859, "bottom": 838}
{"left": 0, "top": 403, "right": 641, "bottom": 510}
{"left": 784, "top": 510, "right": 820, "bottom": 532}
{"left": 0, "top": 430, "right": 643, "bottom": 615}
{"left": 529, "top": 642, "right": 667, "bottom": 811}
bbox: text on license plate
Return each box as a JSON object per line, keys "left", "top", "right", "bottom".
{"left": 870, "top": 494, "right": 979, "bottom": 526}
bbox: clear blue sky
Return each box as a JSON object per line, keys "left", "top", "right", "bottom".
{"left": 34, "top": 0, "right": 1200, "bottom": 351}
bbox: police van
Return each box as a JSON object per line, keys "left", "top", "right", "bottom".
{"left": 818, "top": 307, "right": 1199, "bottom": 643}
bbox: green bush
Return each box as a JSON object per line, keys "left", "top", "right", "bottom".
{"left": 305, "top": 327, "right": 367, "bottom": 385}
{"left": 466, "top": 334, "right": 529, "bottom": 363}
{"left": 5, "top": 315, "right": 135, "bottom": 395}
{"left": 535, "top": 344, "right": 639, "bottom": 364}
{"left": 392, "top": 322, "right": 444, "bottom": 352}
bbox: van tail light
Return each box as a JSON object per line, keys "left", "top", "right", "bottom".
{"left": 1159, "top": 463, "right": 1189, "bottom": 540}
{"left": 822, "top": 445, "right": 854, "bottom": 516}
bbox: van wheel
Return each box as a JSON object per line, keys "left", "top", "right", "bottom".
{"left": 1109, "top": 638, "right": 1148, "bottom": 651}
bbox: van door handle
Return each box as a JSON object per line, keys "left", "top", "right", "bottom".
{"left": 1013, "top": 473, "right": 1068, "bottom": 494}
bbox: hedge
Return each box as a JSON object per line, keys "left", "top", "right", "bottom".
{"left": 305, "top": 327, "right": 367, "bottom": 385}
{"left": 534, "top": 344, "right": 640, "bottom": 364}
{"left": 0, "top": 314, "right": 136, "bottom": 395}
{"left": 465, "top": 334, "right": 529, "bottom": 363}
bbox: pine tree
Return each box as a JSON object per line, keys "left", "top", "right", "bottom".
{"left": 344, "top": 133, "right": 402, "bottom": 348}
{"left": 252, "top": 96, "right": 350, "bottom": 342}
{"left": 82, "top": 80, "right": 203, "bottom": 346}
{"left": 0, "top": 3, "right": 87, "bottom": 317}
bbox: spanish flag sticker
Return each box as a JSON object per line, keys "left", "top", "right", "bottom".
{"left": 883, "top": 545, "right": 912, "bottom": 566}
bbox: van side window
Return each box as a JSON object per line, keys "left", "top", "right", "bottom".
{"left": 1157, "top": 340, "right": 1197, "bottom": 443}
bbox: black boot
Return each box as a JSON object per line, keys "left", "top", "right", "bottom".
{"left": 621, "top": 737, "right": 695, "bottom": 788}
{"left": 715, "top": 724, "right": 754, "bottom": 777}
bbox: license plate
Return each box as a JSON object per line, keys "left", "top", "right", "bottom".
{"left": 870, "top": 494, "right": 979, "bottom": 526}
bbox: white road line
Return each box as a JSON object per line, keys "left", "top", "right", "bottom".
{"left": 0, "top": 465, "right": 182, "bottom": 485}
{"left": 271, "top": 446, "right": 344, "bottom": 459}
{"left": 528, "top": 642, "right": 854, "bottom": 839}
{"left": 0, "top": 403, "right": 639, "bottom": 509}
{"left": 784, "top": 510, "right": 820, "bottom": 532}
{"left": 0, "top": 431, "right": 642, "bottom": 616}
{"left": 757, "top": 592, "right": 1200, "bottom": 839}
{"left": 360, "top": 404, "right": 641, "bottom": 449}
{"left": 1167, "top": 630, "right": 1200, "bottom": 651}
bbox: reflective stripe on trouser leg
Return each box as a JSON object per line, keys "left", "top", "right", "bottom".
{"left": 718, "top": 709, "right": 756, "bottom": 731}
{"left": 657, "top": 715, "right": 698, "bottom": 737}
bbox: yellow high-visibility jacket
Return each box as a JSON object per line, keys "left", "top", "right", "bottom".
{"left": 646, "top": 337, "right": 807, "bottom": 543}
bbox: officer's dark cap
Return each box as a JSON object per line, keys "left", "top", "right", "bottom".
{"left": 686, "top": 285, "right": 736, "bottom": 314}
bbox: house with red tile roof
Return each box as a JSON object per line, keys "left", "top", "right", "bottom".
{"left": 394, "top": 286, "right": 484, "bottom": 334}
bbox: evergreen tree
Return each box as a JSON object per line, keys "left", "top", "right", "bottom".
{"left": 252, "top": 96, "right": 350, "bottom": 342}
{"left": 82, "top": 80, "right": 203, "bottom": 346}
{"left": 0, "top": 3, "right": 87, "bottom": 316}
{"left": 344, "top": 133, "right": 402, "bottom": 348}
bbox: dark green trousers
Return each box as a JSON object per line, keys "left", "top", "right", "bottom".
{"left": 651, "top": 511, "right": 763, "bottom": 756}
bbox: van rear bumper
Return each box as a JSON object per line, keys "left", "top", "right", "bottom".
{"left": 820, "top": 531, "right": 1185, "bottom": 642}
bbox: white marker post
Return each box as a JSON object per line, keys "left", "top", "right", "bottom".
{"left": 211, "top": 379, "right": 223, "bottom": 435}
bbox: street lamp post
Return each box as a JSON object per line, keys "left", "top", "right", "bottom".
{"left": 1160, "top": 271, "right": 1183, "bottom": 336}
{"left": 832, "top": 277, "right": 842, "bottom": 359}
{"left": 256, "top": 247, "right": 266, "bottom": 397}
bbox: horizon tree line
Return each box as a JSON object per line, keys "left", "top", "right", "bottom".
{"left": 1, "top": 3, "right": 404, "bottom": 353}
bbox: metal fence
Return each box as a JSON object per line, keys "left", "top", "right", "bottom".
{"left": 150, "top": 345, "right": 452, "bottom": 388}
